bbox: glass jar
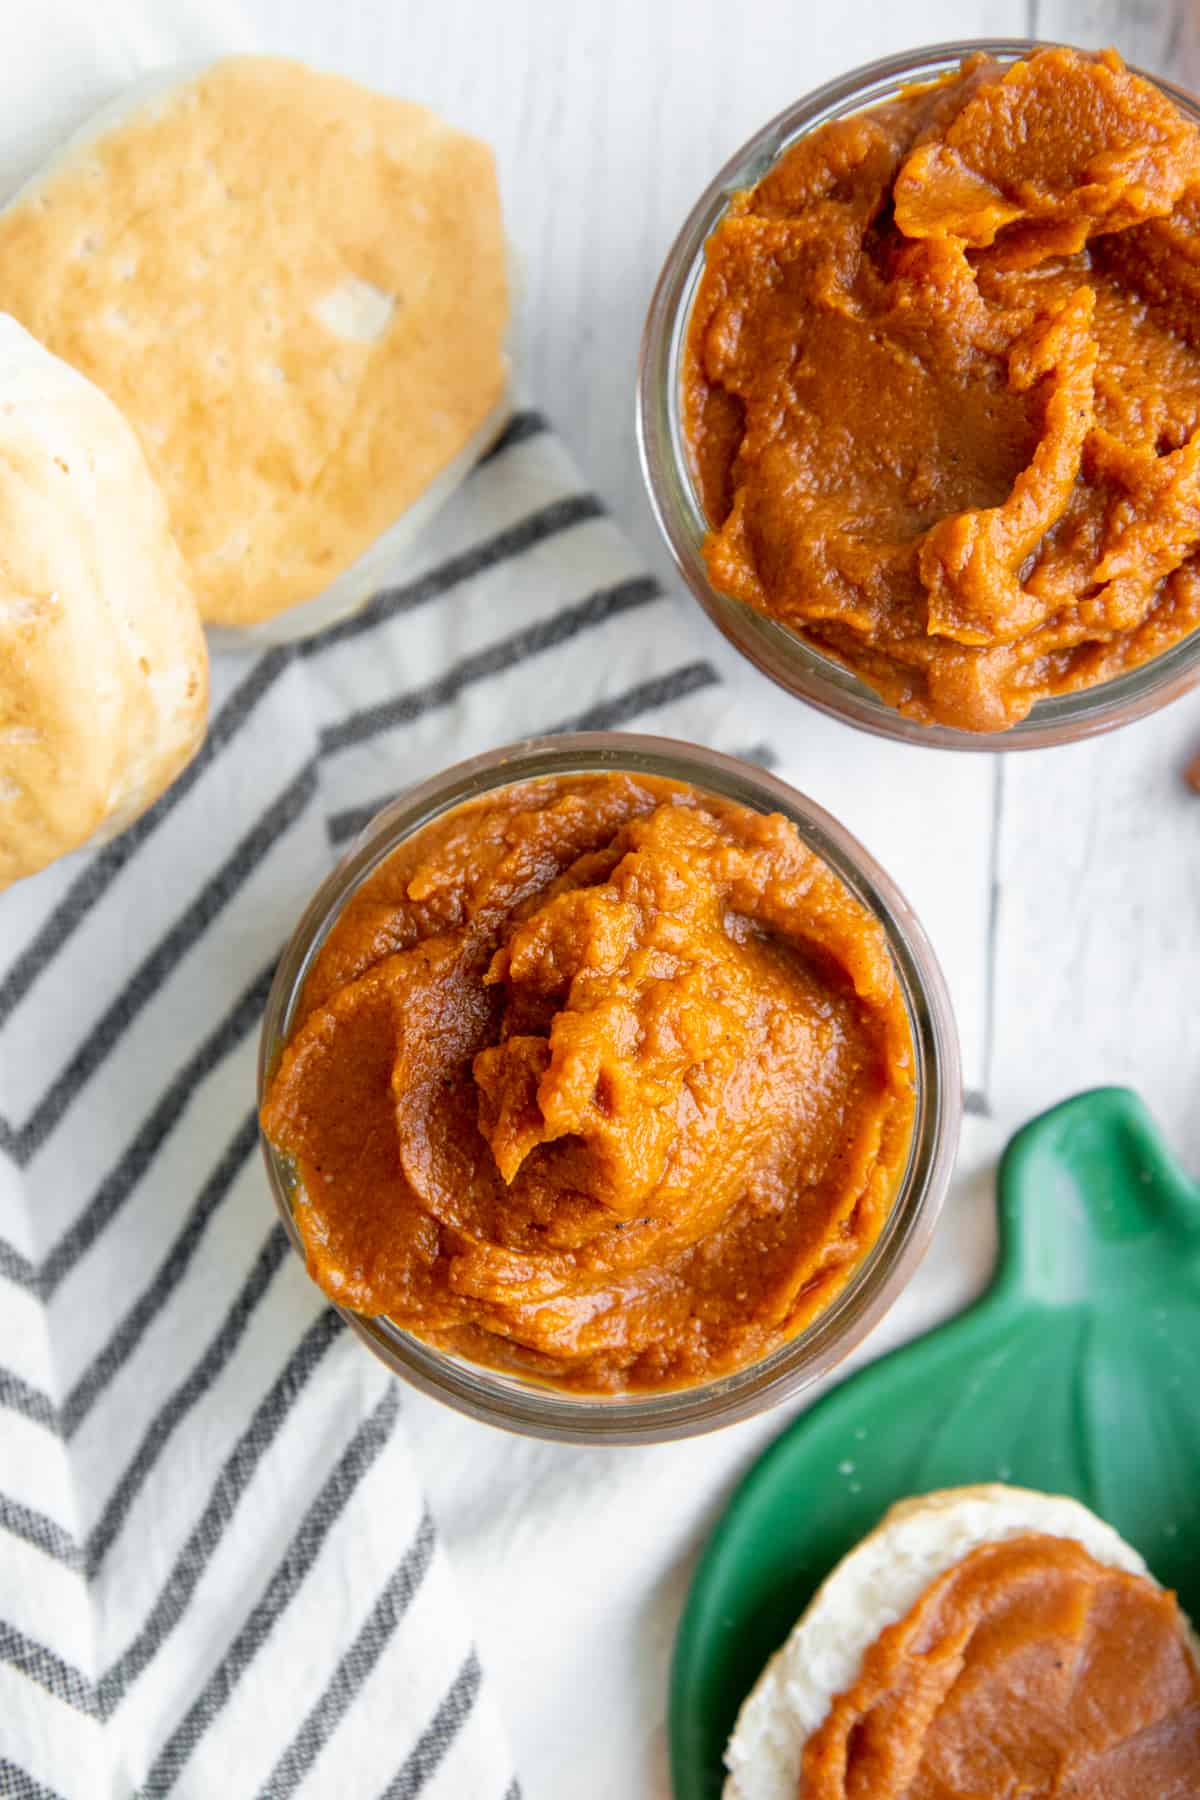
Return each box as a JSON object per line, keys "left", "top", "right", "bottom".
{"left": 258, "top": 732, "right": 961, "bottom": 1442}
{"left": 637, "top": 39, "right": 1200, "bottom": 750}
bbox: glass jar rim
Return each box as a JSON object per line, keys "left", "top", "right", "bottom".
{"left": 257, "top": 731, "right": 962, "bottom": 1443}
{"left": 636, "top": 38, "right": 1200, "bottom": 751}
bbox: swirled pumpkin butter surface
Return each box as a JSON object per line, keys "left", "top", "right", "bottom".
{"left": 686, "top": 47, "right": 1200, "bottom": 731}
{"left": 260, "top": 775, "right": 915, "bottom": 1392}
{"left": 801, "top": 1534, "right": 1200, "bottom": 1798}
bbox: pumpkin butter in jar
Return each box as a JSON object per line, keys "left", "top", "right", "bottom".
{"left": 260, "top": 757, "right": 925, "bottom": 1398}
{"left": 684, "top": 46, "right": 1200, "bottom": 732}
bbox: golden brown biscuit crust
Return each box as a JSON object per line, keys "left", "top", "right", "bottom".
{"left": 0, "top": 316, "right": 207, "bottom": 888}
{"left": 0, "top": 58, "right": 510, "bottom": 627}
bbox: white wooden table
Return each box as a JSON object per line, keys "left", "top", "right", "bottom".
{"left": 190, "top": 2, "right": 1200, "bottom": 1793}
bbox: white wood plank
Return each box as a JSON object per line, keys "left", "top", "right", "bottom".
{"left": 992, "top": 703, "right": 1200, "bottom": 1165}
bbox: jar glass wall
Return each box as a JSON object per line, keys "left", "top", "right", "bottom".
{"left": 258, "top": 732, "right": 961, "bottom": 1443}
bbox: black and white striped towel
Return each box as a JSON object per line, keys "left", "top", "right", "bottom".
{"left": 0, "top": 400, "right": 758, "bottom": 1798}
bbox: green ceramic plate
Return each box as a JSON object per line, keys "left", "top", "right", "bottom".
{"left": 671, "top": 1087, "right": 1200, "bottom": 1800}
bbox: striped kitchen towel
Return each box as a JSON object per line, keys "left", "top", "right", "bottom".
{"left": 0, "top": 407, "right": 758, "bottom": 1799}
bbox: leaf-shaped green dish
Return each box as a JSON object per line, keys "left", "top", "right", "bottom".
{"left": 671, "top": 1087, "right": 1200, "bottom": 1800}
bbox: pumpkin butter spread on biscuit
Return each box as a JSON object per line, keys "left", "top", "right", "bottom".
{"left": 0, "top": 58, "right": 509, "bottom": 628}
{"left": 725, "top": 1486, "right": 1200, "bottom": 1800}
{"left": 686, "top": 47, "right": 1200, "bottom": 730}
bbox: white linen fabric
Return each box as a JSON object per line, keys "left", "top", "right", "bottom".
{"left": 0, "top": 388, "right": 761, "bottom": 1800}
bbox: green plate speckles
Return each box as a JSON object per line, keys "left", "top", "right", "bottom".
{"left": 670, "top": 1088, "right": 1200, "bottom": 1800}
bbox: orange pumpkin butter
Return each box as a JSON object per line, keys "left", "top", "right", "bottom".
{"left": 802, "top": 1533, "right": 1200, "bottom": 1798}
{"left": 686, "top": 47, "right": 1200, "bottom": 730}
{"left": 260, "top": 773, "right": 915, "bottom": 1392}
